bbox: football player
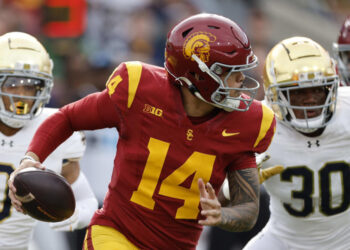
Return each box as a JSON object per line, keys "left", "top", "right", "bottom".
{"left": 242, "top": 37, "right": 350, "bottom": 249}
{"left": 0, "top": 32, "right": 98, "bottom": 249}
{"left": 9, "top": 13, "right": 276, "bottom": 249}
{"left": 333, "top": 15, "right": 350, "bottom": 86}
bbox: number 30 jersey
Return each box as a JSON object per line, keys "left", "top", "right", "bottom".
{"left": 261, "top": 87, "right": 350, "bottom": 249}
{"left": 0, "top": 108, "right": 85, "bottom": 249}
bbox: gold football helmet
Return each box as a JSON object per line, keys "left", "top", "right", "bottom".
{"left": 263, "top": 37, "right": 339, "bottom": 133}
{"left": 0, "top": 32, "right": 53, "bottom": 128}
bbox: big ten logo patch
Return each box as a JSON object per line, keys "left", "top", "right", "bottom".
{"left": 143, "top": 104, "right": 163, "bottom": 117}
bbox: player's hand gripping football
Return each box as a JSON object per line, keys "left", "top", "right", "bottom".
{"left": 8, "top": 154, "right": 45, "bottom": 213}
{"left": 256, "top": 153, "right": 284, "bottom": 184}
{"left": 198, "top": 178, "right": 222, "bottom": 226}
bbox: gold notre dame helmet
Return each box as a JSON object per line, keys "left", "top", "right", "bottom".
{"left": 0, "top": 32, "right": 53, "bottom": 128}
{"left": 263, "top": 36, "right": 339, "bottom": 133}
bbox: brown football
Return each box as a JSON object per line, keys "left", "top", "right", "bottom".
{"left": 13, "top": 167, "right": 75, "bottom": 222}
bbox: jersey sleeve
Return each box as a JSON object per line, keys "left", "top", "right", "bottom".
{"left": 28, "top": 61, "right": 143, "bottom": 162}
{"left": 28, "top": 89, "right": 119, "bottom": 162}
{"left": 252, "top": 103, "right": 276, "bottom": 154}
{"left": 227, "top": 151, "right": 256, "bottom": 171}
{"left": 105, "top": 61, "right": 143, "bottom": 110}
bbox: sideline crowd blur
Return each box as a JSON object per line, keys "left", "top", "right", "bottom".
{"left": 0, "top": 0, "right": 200, "bottom": 108}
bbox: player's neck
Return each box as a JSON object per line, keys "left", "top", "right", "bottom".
{"left": 180, "top": 86, "right": 217, "bottom": 117}
{"left": 0, "top": 121, "right": 21, "bottom": 136}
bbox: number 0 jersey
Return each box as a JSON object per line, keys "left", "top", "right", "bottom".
{"left": 28, "top": 62, "right": 276, "bottom": 249}
{"left": 260, "top": 87, "right": 350, "bottom": 249}
{"left": 0, "top": 108, "right": 85, "bottom": 249}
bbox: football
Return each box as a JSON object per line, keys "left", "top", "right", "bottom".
{"left": 13, "top": 167, "right": 75, "bottom": 222}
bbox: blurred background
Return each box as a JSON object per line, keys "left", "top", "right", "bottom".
{"left": 0, "top": 0, "right": 348, "bottom": 249}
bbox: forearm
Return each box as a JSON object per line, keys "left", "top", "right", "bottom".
{"left": 221, "top": 167, "right": 260, "bottom": 232}
{"left": 28, "top": 90, "right": 118, "bottom": 162}
{"left": 219, "top": 201, "right": 259, "bottom": 231}
{"left": 27, "top": 110, "right": 74, "bottom": 162}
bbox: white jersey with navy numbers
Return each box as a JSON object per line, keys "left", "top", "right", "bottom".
{"left": 0, "top": 108, "right": 86, "bottom": 250}
{"left": 248, "top": 87, "right": 350, "bottom": 250}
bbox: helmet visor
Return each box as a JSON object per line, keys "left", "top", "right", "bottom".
{"left": 1, "top": 76, "right": 46, "bottom": 115}
{"left": 2, "top": 76, "right": 45, "bottom": 95}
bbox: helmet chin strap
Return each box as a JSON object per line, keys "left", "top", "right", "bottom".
{"left": 165, "top": 57, "right": 240, "bottom": 112}
{"left": 178, "top": 76, "right": 207, "bottom": 101}
{"left": 164, "top": 62, "right": 224, "bottom": 109}
{"left": 177, "top": 76, "right": 234, "bottom": 111}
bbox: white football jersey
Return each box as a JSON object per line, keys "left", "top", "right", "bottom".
{"left": 0, "top": 108, "right": 86, "bottom": 249}
{"left": 256, "top": 87, "right": 350, "bottom": 249}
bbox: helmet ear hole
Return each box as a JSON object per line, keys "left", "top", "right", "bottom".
{"left": 182, "top": 28, "right": 193, "bottom": 38}
{"left": 189, "top": 72, "right": 205, "bottom": 81}
{"left": 208, "top": 25, "right": 220, "bottom": 30}
{"left": 227, "top": 50, "right": 236, "bottom": 55}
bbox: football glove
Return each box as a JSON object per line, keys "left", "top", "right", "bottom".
{"left": 257, "top": 153, "right": 284, "bottom": 184}
{"left": 222, "top": 154, "right": 284, "bottom": 200}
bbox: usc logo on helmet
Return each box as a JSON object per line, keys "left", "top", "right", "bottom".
{"left": 183, "top": 32, "right": 216, "bottom": 62}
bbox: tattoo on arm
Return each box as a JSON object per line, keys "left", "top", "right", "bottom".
{"left": 218, "top": 168, "right": 260, "bottom": 232}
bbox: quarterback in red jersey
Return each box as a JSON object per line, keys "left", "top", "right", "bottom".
{"left": 9, "top": 13, "right": 275, "bottom": 249}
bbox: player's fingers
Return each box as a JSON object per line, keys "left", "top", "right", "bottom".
{"left": 200, "top": 197, "right": 220, "bottom": 208}
{"left": 8, "top": 188, "right": 16, "bottom": 201}
{"left": 20, "top": 158, "right": 45, "bottom": 170}
{"left": 10, "top": 197, "right": 23, "bottom": 213}
{"left": 198, "top": 178, "right": 208, "bottom": 199}
{"left": 205, "top": 182, "right": 216, "bottom": 200}
{"left": 201, "top": 209, "right": 221, "bottom": 217}
{"left": 8, "top": 189, "right": 22, "bottom": 207}
{"left": 33, "top": 161, "right": 45, "bottom": 170}
{"left": 23, "top": 160, "right": 44, "bottom": 170}
{"left": 8, "top": 179, "right": 16, "bottom": 193}
{"left": 198, "top": 217, "right": 220, "bottom": 226}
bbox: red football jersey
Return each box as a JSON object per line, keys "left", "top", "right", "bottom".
{"left": 28, "top": 61, "right": 275, "bottom": 249}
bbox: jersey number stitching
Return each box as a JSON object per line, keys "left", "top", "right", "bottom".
{"left": 0, "top": 164, "right": 15, "bottom": 222}
{"left": 281, "top": 162, "right": 350, "bottom": 217}
{"left": 130, "top": 137, "right": 215, "bottom": 219}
